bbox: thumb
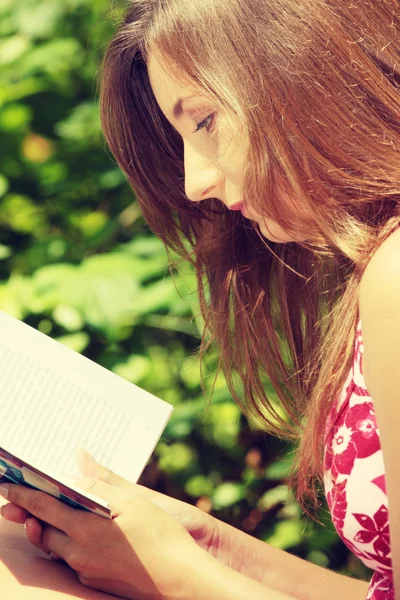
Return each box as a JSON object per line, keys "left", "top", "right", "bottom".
{"left": 75, "top": 447, "right": 132, "bottom": 491}
{"left": 75, "top": 447, "right": 99, "bottom": 477}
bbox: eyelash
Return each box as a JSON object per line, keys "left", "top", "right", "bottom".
{"left": 192, "top": 113, "right": 215, "bottom": 134}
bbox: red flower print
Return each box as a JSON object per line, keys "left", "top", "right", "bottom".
{"left": 352, "top": 383, "right": 370, "bottom": 397}
{"left": 324, "top": 323, "right": 394, "bottom": 586}
{"left": 345, "top": 403, "right": 380, "bottom": 459}
{"left": 326, "top": 423, "right": 357, "bottom": 475}
{"left": 372, "top": 475, "right": 386, "bottom": 495}
{"left": 328, "top": 479, "right": 348, "bottom": 534}
{"left": 326, "top": 401, "right": 380, "bottom": 476}
{"left": 366, "top": 572, "right": 394, "bottom": 600}
{"left": 353, "top": 505, "right": 391, "bottom": 558}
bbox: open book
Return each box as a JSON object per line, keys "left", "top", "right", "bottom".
{"left": 0, "top": 310, "right": 173, "bottom": 519}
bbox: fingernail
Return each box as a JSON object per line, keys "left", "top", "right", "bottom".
{"left": 0, "top": 484, "right": 9, "bottom": 498}
{"left": 80, "top": 448, "right": 95, "bottom": 461}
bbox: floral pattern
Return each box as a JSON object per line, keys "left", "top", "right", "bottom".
{"left": 324, "top": 322, "right": 394, "bottom": 599}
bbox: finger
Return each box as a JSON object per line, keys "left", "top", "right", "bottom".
{"left": 75, "top": 449, "right": 170, "bottom": 508}
{"left": 25, "top": 519, "right": 70, "bottom": 558}
{"left": 1, "top": 502, "right": 31, "bottom": 524}
{"left": 0, "top": 484, "right": 80, "bottom": 536}
{"left": 24, "top": 517, "right": 45, "bottom": 549}
{"left": 41, "top": 522, "right": 71, "bottom": 560}
{"left": 76, "top": 448, "right": 132, "bottom": 491}
{"left": 65, "top": 477, "right": 127, "bottom": 518}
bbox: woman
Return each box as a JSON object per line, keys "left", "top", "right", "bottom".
{"left": 1, "top": 0, "right": 399, "bottom": 598}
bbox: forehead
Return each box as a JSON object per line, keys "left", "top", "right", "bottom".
{"left": 147, "top": 54, "right": 194, "bottom": 118}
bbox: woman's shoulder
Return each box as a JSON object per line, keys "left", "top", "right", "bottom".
{"left": 360, "top": 225, "right": 400, "bottom": 310}
{"left": 358, "top": 225, "right": 400, "bottom": 397}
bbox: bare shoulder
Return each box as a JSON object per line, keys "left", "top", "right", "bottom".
{"left": 359, "top": 226, "right": 400, "bottom": 394}
{"left": 359, "top": 226, "right": 400, "bottom": 315}
{"left": 359, "top": 227, "right": 400, "bottom": 597}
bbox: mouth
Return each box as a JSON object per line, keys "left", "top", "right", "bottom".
{"left": 228, "top": 202, "right": 243, "bottom": 211}
{"left": 228, "top": 201, "right": 250, "bottom": 217}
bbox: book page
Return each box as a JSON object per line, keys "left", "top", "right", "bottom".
{"left": 0, "top": 311, "right": 173, "bottom": 483}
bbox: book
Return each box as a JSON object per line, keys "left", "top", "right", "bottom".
{"left": 0, "top": 310, "right": 173, "bottom": 519}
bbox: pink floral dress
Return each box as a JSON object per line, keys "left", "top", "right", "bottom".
{"left": 324, "top": 322, "right": 394, "bottom": 599}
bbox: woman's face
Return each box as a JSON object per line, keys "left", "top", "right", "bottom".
{"left": 147, "top": 54, "right": 306, "bottom": 243}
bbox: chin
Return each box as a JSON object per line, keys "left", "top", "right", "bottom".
{"left": 257, "top": 222, "right": 301, "bottom": 244}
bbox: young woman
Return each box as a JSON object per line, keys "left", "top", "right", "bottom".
{"left": 1, "top": 0, "right": 399, "bottom": 598}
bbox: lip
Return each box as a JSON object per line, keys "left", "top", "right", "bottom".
{"left": 228, "top": 202, "right": 243, "bottom": 211}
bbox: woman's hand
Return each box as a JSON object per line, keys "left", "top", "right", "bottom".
{"left": 0, "top": 470, "right": 211, "bottom": 600}
{"left": 1, "top": 449, "right": 222, "bottom": 562}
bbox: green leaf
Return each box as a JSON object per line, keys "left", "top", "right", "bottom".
{"left": 69, "top": 211, "right": 109, "bottom": 238}
{"left": 30, "top": 264, "right": 79, "bottom": 312}
{"left": 55, "top": 101, "right": 101, "bottom": 147}
{"left": 52, "top": 304, "right": 84, "bottom": 331}
{"left": 54, "top": 332, "right": 90, "bottom": 353}
{"left": 307, "top": 550, "right": 330, "bottom": 568}
{"left": 0, "top": 103, "right": 33, "bottom": 132}
{"left": 265, "top": 452, "right": 294, "bottom": 480}
{"left": 203, "top": 403, "right": 241, "bottom": 449}
{"left": 112, "top": 355, "right": 152, "bottom": 385}
{"left": 0, "top": 175, "right": 9, "bottom": 198}
{"left": 0, "top": 194, "right": 48, "bottom": 234}
{"left": 157, "top": 442, "right": 197, "bottom": 475}
{"left": 98, "top": 169, "right": 125, "bottom": 190}
{"left": 258, "top": 486, "right": 289, "bottom": 511}
{"left": 212, "top": 482, "right": 245, "bottom": 509}
{"left": 264, "top": 519, "right": 305, "bottom": 550}
{"left": 0, "top": 77, "right": 48, "bottom": 107}
{"left": 0, "top": 35, "right": 31, "bottom": 66}
{"left": 185, "top": 475, "right": 214, "bottom": 498}
{"left": 14, "top": 1, "right": 66, "bottom": 39}
{"left": 0, "top": 244, "right": 13, "bottom": 260}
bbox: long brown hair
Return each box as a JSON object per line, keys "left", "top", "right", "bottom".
{"left": 99, "top": 0, "right": 400, "bottom": 504}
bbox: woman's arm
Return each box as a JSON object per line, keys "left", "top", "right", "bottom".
{"left": 76, "top": 456, "right": 369, "bottom": 600}
{"left": 208, "top": 516, "right": 369, "bottom": 600}
{"left": 0, "top": 482, "right": 297, "bottom": 600}
{"left": 0, "top": 488, "right": 367, "bottom": 600}
{"left": 2, "top": 458, "right": 370, "bottom": 600}
{"left": 0, "top": 524, "right": 295, "bottom": 600}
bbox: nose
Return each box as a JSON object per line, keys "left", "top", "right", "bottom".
{"left": 184, "top": 144, "right": 223, "bottom": 203}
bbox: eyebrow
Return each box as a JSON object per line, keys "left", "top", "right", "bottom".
{"left": 172, "top": 97, "right": 185, "bottom": 118}
{"left": 172, "top": 95, "right": 197, "bottom": 119}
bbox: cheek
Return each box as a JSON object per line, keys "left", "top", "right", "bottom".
{"left": 220, "top": 155, "right": 246, "bottom": 196}
{"left": 218, "top": 124, "right": 248, "bottom": 177}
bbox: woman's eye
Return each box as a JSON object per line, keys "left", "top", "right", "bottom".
{"left": 192, "top": 113, "right": 216, "bottom": 134}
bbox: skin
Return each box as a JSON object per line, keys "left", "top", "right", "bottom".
{"left": 0, "top": 495, "right": 118, "bottom": 600}
{"left": 1, "top": 440, "right": 369, "bottom": 600}
{"left": 0, "top": 456, "right": 295, "bottom": 600}
{"left": 146, "top": 54, "right": 309, "bottom": 244}
{"left": 0, "top": 52, "right": 396, "bottom": 600}
{"left": 359, "top": 227, "right": 400, "bottom": 597}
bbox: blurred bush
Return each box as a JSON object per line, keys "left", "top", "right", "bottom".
{"left": 0, "top": 0, "right": 370, "bottom": 581}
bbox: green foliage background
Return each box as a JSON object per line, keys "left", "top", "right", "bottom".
{"left": 0, "top": 0, "right": 370, "bottom": 582}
